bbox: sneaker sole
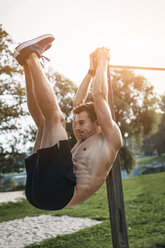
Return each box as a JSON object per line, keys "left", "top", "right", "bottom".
{"left": 15, "top": 34, "right": 55, "bottom": 52}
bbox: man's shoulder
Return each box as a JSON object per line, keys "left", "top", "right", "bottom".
{"left": 87, "top": 132, "right": 104, "bottom": 141}
{"left": 86, "top": 132, "right": 109, "bottom": 148}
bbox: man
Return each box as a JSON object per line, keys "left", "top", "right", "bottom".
{"left": 13, "top": 34, "right": 122, "bottom": 210}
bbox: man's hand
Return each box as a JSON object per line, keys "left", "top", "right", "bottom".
{"left": 89, "top": 50, "right": 98, "bottom": 75}
{"left": 90, "top": 50, "right": 98, "bottom": 71}
{"left": 96, "top": 47, "right": 110, "bottom": 66}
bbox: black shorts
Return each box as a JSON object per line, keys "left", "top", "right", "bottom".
{"left": 25, "top": 140, "right": 76, "bottom": 211}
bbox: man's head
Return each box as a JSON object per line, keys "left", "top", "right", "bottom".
{"left": 73, "top": 102, "right": 99, "bottom": 141}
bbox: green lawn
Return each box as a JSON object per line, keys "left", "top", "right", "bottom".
{"left": 0, "top": 172, "right": 165, "bottom": 248}
{"left": 136, "top": 153, "right": 165, "bottom": 166}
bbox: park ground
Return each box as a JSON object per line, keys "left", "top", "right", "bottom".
{"left": 0, "top": 155, "right": 165, "bottom": 248}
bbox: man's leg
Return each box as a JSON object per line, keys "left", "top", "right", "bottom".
{"left": 23, "top": 62, "right": 47, "bottom": 208}
{"left": 13, "top": 35, "right": 75, "bottom": 210}
{"left": 24, "top": 55, "right": 70, "bottom": 210}
{"left": 26, "top": 53, "right": 68, "bottom": 148}
{"left": 23, "top": 62, "right": 45, "bottom": 153}
{"left": 25, "top": 53, "right": 76, "bottom": 210}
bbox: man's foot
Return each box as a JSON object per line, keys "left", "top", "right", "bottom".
{"left": 13, "top": 34, "right": 55, "bottom": 65}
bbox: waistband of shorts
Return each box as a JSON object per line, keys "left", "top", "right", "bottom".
{"left": 36, "top": 140, "right": 70, "bottom": 154}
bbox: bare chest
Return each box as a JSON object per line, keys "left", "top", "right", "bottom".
{"left": 72, "top": 133, "right": 111, "bottom": 174}
{"left": 69, "top": 133, "right": 117, "bottom": 205}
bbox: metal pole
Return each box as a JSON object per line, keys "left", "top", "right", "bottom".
{"left": 106, "top": 66, "right": 129, "bottom": 248}
{"left": 106, "top": 62, "right": 165, "bottom": 247}
{"left": 110, "top": 65, "right": 165, "bottom": 71}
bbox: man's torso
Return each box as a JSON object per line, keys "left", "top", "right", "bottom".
{"left": 68, "top": 132, "right": 117, "bottom": 206}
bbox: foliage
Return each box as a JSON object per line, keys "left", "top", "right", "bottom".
{"left": 0, "top": 178, "right": 17, "bottom": 192}
{"left": 143, "top": 94, "right": 165, "bottom": 156}
{"left": 112, "top": 69, "right": 159, "bottom": 138}
{"left": 154, "top": 116, "right": 165, "bottom": 156}
{"left": 0, "top": 177, "right": 25, "bottom": 192}
{"left": 0, "top": 25, "right": 28, "bottom": 174}
{"left": 111, "top": 69, "right": 159, "bottom": 169}
{"left": 1, "top": 173, "right": 165, "bottom": 248}
{"left": 152, "top": 94, "right": 165, "bottom": 156}
{"left": 0, "top": 24, "right": 25, "bottom": 132}
{"left": 0, "top": 145, "right": 26, "bottom": 176}
{"left": 119, "top": 146, "right": 136, "bottom": 173}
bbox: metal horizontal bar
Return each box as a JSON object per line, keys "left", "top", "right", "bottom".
{"left": 109, "top": 65, "right": 165, "bottom": 71}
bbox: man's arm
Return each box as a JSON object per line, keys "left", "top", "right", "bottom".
{"left": 73, "top": 52, "right": 97, "bottom": 140}
{"left": 73, "top": 74, "right": 92, "bottom": 141}
{"left": 73, "top": 73, "right": 93, "bottom": 108}
{"left": 92, "top": 47, "right": 122, "bottom": 151}
{"left": 73, "top": 51, "right": 97, "bottom": 107}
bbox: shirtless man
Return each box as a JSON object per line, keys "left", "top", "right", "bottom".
{"left": 13, "top": 34, "right": 122, "bottom": 210}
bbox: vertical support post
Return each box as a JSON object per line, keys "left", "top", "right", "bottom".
{"left": 106, "top": 66, "right": 129, "bottom": 248}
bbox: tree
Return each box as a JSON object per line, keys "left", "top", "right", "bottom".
{"left": 111, "top": 69, "right": 159, "bottom": 171}
{"left": 0, "top": 25, "right": 25, "bottom": 131}
{"left": 0, "top": 25, "right": 27, "bottom": 175}
{"left": 143, "top": 94, "right": 165, "bottom": 156}
{"left": 0, "top": 146, "right": 26, "bottom": 178}
{"left": 155, "top": 94, "right": 165, "bottom": 155}
{"left": 155, "top": 115, "right": 165, "bottom": 156}
{"left": 0, "top": 25, "right": 26, "bottom": 139}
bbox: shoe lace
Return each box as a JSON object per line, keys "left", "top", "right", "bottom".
{"left": 41, "top": 55, "right": 50, "bottom": 62}
{"left": 40, "top": 55, "right": 50, "bottom": 67}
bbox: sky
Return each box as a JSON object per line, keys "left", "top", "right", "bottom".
{"left": 1, "top": 0, "right": 165, "bottom": 95}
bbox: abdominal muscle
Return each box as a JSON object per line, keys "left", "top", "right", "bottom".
{"left": 66, "top": 133, "right": 116, "bottom": 207}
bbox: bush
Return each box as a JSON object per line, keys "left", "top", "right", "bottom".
{"left": 119, "top": 146, "right": 136, "bottom": 173}
{"left": 0, "top": 178, "right": 18, "bottom": 192}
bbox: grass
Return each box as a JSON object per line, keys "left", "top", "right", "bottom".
{"left": 136, "top": 153, "right": 165, "bottom": 166}
{"left": 0, "top": 172, "right": 165, "bottom": 248}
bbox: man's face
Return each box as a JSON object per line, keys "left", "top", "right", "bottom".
{"left": 75, "top": 111, "right": 97, "bottom": 141}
